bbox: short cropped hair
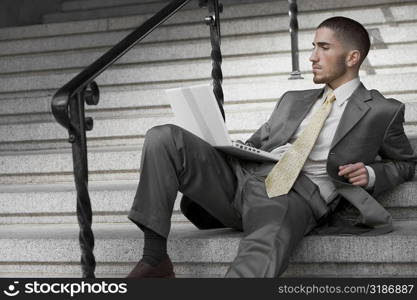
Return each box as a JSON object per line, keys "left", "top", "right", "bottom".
{"left": 317, "top": 16, "right": 370, "bottom": 64}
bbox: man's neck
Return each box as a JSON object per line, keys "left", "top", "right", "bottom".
{"left": 326, "top": 77, "right": 361, "bottom": 104}
{"left": 327, "top": 72, "right": 359, "bottom": 90}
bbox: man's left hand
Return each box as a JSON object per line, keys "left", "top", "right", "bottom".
{"left": 338, "top": 162, "right": 369, "bottom": 187}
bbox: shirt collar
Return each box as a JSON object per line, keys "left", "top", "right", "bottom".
{"left": 323, "top": 77, "right": 361, "bottom": 107}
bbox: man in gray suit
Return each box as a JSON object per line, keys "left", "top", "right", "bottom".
{"left": 126, "top": 16, "right": 416, "bottom": 278}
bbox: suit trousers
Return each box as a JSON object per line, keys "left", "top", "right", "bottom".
{"left": 128, "top": 124, "right": 326, "bottom": 277}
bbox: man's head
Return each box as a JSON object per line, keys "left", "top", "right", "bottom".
{"left": 310, "top": 16, "right": 370, "bottom": 89}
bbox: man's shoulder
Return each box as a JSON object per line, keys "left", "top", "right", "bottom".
{"left": 282, "top": 88, "right": 322, "bottom": 99}
{"left": 368, "top": 88, "right": 403, "bottom": 109}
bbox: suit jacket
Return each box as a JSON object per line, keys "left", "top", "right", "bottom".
{"left": 180, "top": 83, "right": 417, "bottom": 235}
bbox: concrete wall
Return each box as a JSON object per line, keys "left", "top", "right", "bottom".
{"left": 0, "top": 0, "right": 63, "bottom": 28}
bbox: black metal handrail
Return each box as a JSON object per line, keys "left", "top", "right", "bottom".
{"left": 202, "top": 0, "right": 225, "bottom": 120}
{"left": 52, "top": 0, "right": 192, "bottom": 134}
{"left": 288, "top": 0, "right": 303, "bottom": 79}
{"left": 51, "top": 0, "right": 225, "bottom": 278}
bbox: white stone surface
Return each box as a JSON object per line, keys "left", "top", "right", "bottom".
{"left": 0, "top": 221, "right": 416, "bottom": 265}
{"left": 1, "top": 91, "right": 417, "bottom": 145}
{"left": 1, "top": 2, "right": 417, "bottom": 56}
{"left": 0, "top": 0, "right": 417, "bottom": 278}
{"left": 1, "top": 34, "right": 417, "bottom": 74}
{"left": 0, "top": 179, "right": 415, "bottom": 225}
{"left": 44, "top": 0, "right": 417, "bottom": 24}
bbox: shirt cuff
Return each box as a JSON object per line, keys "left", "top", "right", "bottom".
{"left": 365, "top": 165, "right": 376, "bottom": 190}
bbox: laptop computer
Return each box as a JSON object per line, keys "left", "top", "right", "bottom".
{"left": 165, "top": 84, "right": 280, "bottom": 162}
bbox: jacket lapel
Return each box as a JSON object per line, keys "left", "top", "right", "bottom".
{"left": 330, "top": 83, "right": 372, "bottom": 149}
{"left": 281, "top": 88, "right": 324, "bottom": 144}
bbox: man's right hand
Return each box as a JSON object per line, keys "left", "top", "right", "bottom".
{"left": 270, "top": 143, "right": 292, "bottom": 160}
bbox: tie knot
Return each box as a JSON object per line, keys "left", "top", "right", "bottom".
{"left": 325, "top": 92, "right": 336, "bottom": 104}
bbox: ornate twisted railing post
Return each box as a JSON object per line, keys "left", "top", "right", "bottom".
{"left": 200, "top": 0, "right": 225, "bottom": 121}
{"left": 288, "top": 0, "right": 303, "bottom": 79}
{"left": 68, "top": 82, "right": 99, "bottom": 278}
{"left": 51, "top": 0, "right": 192, "bottom": 278}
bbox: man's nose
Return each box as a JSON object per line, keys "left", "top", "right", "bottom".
{"left": 309, "top": 50, "right": 318, "bottom": 62}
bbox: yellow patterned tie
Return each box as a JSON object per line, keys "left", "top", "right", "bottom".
{"left": 265, "top": 91, "right": 336, "bottom": 198}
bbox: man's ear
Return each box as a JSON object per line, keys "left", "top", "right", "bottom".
{"left": 346, "top": 50, "right": 361, "bottom": 68}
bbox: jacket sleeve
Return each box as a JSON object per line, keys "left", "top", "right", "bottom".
{"left": 369, "top": 103, "right": 417, "bottom": 197}
{"left": 245, "top": 92, "right": 288, "bottom": 148}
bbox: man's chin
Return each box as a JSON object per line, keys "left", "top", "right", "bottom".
{"left": 312, "top": 76, "right": 326, "bottom": 84}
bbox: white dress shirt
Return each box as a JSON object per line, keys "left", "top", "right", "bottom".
{"left": 271, "top": 78, "right": 375, "bottom": 202}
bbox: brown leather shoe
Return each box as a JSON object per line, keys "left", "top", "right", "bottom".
{"left": 127, "top": 256, "right": 175, "bottom": 278}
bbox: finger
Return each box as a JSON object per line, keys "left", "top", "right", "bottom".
{"left": 345, "top": 168, "right": 367, "bottom": 178}
{"left": 348, "top": 176, "right": 362, "bottom": 184}
{"left": 352, "top": 179, "right": 368, "bottom": 186}
{"left": 349, "top": 173, "right": 367, "bottom": 181}
{"left": 338, "top": 166, "right": 352, "bottom": 176}
{"left": 338, "top": 164, "right": 350, "bottom": 170}
{"left": 338, "top": 162, "right": 365, "bottom": 176}
{"left": 348, "top": 174, "right": 368, "bottom": 185}
{"left": 338, "top": 164, "right": 352, "bottom": 175}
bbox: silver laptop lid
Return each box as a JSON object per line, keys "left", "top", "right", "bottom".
{"left": 165, "top": 84, "right": 232, "bottom": 147}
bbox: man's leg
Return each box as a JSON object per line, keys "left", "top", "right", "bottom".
{"left": 224, "top": 174, "right": 317, "bottom": 277}
{"left": 127, "top": 124, "right": 242, "bottom": 276}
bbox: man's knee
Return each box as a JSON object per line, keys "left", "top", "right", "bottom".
{"left": 144, "top": 124, "right": 182, "bottom": 150}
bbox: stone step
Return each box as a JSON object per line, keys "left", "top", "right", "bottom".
{"left": 57, "top": 0, "right": 414, "bottom": 14}
{"left": 1, "top": 132, "right": 416, "bottom": 174}
{"left": 1, "top": 75, "right": 417, "bottom": 154}
{"left": 0, "top": 177, "right": 415, "bottom": 225}
{"left": 59, "top": 0, "right": 301, "bottom": 14}
{"left": 2, "top": 73, "right": 417, "bottom": 121}
{"left": 2, "top": 1, "right": 417, "bottom": 56}
{"left": 45, "top": 1, "right": 168, "bottom": 24}
{"left": 57, "top": 0, "right": 271, "bottom": 20}
{"left": 2, "top": 0, "right": 415, "bottom": 42}
{"left": 0, "top": 0, "right": 235, "bottom": 42}
{"left": 0, "top": 132, "right": 415, "bottom": 175}
{"left": 1, "top": 90, "right": 417, "bottom": 151}
{"left": 0, "top": 102, "right": 279, "bottom": 146}
{"left": 1, "top": 221, "right": 416, "bottom": 277}
{"left": 2, "top": 44, "right": 417, "bottom": 95}
{"left": 62, "top": 0, "right": 166, "bottom": 12}
{"left": 55, "top": 0, "right": 257, "bottom": 24}
{"left": 1, "top": 27, "right": 417, "bottom": 74}
{"left": 43, "top": 0, "right": 417, "bottom": 24}
{"left": 0, "top": 180, "right": 183, "bottom": 224}
{"left": 2, "top": 98, "right": 417, "bottom": 140}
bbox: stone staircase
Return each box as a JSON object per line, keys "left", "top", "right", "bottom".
{"left": 0, "top": 0, "right": 416, "bottom": 277}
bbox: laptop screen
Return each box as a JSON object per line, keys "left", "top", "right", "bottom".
{"left": 165, "top": 84, "right": 232, "bottom": 147}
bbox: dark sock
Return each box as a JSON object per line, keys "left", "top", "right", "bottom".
{"left": 139, "top": 225, "right": 168, "bottom": 267}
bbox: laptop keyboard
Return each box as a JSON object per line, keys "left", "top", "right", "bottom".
{"left": 232, "top": 141, "right": 262, "bottom": 153}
